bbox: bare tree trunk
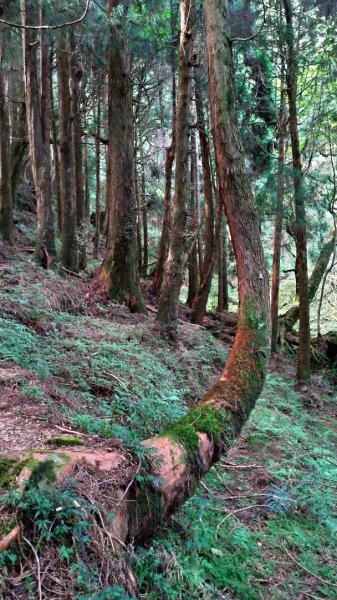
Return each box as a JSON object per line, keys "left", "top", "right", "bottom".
{"left": 190, "top": 68, "right": 217, "bottom": 323}
{"left": 152, "top": 1, "right": 177, "bottom": 296}
{"left": 141, "top": 161, "right": 148, "bottom": 277}
{"left": 271, "top": 78, "right": 286, "bottom": 352}
{"left": 49, "top": 52, "right": 62, "bottom": 233}
{"left": 21, "top": 0, "right": 56, "bottom": 266}
{"left": 156, "top": 0, "right": 195, "bottom": 333}
{"left": 283, "top": 0, "right": 310, "bottom": 381}
{"left": 94, "top": 88, "right": 101, "bottom": 259}
{"left": 186, "top": 129, "right": 199, "bottom": 306}
{"left": 10, "top": 100, "right": 28, "bottom": 207}
{"left": 57, "top": 33, "right": 78, "bottom": 272}
{"left": 69, "top": 29, "right": 86, "bottom": 270}
{"left": 0, "top": 35, "right": 13, "bottom": 244}
{"left": 103, "top": 4, "right": 146, "bottom": 313}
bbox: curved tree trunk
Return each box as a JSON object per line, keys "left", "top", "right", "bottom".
{"left": 103, "top": 3, "right": 146, "bottom": 313}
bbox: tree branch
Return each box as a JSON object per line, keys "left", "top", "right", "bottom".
{"left": 0, "top": 0, "right": 91, "bottom": 30}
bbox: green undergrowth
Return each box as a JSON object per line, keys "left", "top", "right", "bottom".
{"left": 0, "top": 261, "right": 227, "bottom": 452}
{"left": 133, "top": 373, "right": 337, "bottom": 599}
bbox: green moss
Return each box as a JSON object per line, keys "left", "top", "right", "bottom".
{"left": 163, "top": 406, "right": 229, "bottom": 458}
{"left": 0, "top": 458, "right": 21, "bottom": 490}
{"left": 46, "top": 435, "right": 84, "bottom": 447}
{"left": 28, "top": 459, "right": 57, "bottom": 488}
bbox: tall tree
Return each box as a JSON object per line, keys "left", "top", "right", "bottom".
{"left": 152, "top": 0, "right": 178, "bottom": 296}
{"left": 0, "top": 26, "right": 13, "bottom": 244}
{"left": 21, "top": 0, "right": 56, "bottom": 266}
{"left": 103, "top": 1, "right": 146, "bottom": 313}
{"left": 156, "top": 0, "right": 195, "bottom": 334}
{"left": 283, "top": 0, "right": 311, "bottom": 381}
{"left": 271, "top": 71, "right": 286, "bottom": 352}
{"left": 190, "top": 66, "right": 217, "bottom": 323}
{"left": 57, "top": 32, "right": 78, "bottom": 272}
{"left": 69, "top": 28, "right": 86, "bottom": 270}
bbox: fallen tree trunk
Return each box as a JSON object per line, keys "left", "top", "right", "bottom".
{"left": 280, "top": 230, "right": 336, "bottom": 331}
{"left": 1, "top": 0, "right": 270, "bottom": 558}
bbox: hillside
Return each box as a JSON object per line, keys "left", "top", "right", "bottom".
{"left": 1, "top": 227, "right": 337, "bottom": 599}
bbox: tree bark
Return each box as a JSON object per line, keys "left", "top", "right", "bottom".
{"left": 21, "top": 0, "right": 56, "bottom": 266}
{"left": 69, "top": 28, "right": 86, "bottom": 270}
{"left": 57, "top": 33, "right": 78, "bottom": 272}
{"left": 0, "top": 32, "right": 13, "bottom": 244}
{"left": 103, "top": 3, "right": 146, "bottom": 313}
{"left": 152, "top": 1, "right": 177, "bottom": 297}
{"left": 50, "top": 51, "right": 62, "bottom": 233}
{"left": 271, "top": 77, "right": 286, "bottom": 352}
{"left": 94, "top": 88, "right": 101, "bottom": 259}
{"left": 190, "top": 68, "right": 217, "bottom": 323}
{"left": 186, "top": 128, "right": 199, "bottom": 306}
{"left": 156, "top": 0, "right": 195, "bottom": 333}
{"left": 283, "top": 0, "right": 311, "bottom": 381}
{"left": 141, "top": 161, "right": 148, "bottom": 277}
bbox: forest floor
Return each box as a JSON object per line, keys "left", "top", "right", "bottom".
{"left": 0, "top": 213, "right": 337, "bottom": 599}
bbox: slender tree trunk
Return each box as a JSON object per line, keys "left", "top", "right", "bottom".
{"left": 56, "top": 33, "right": 78, "bottom": 271}
{"left": 152, "top": 143, "right": 175, "bottom": 295}
{"left": 103, "top": 5, "right": 146, "bottom": 313}
{"left": 156, "top": 0, "right": 195, "bottom": 333}
{"left": 141, "top": 162, "right": 148, "bottom": 277}
{"left": 283, "top": 0, "right": 310, "bottom": 381}
{"left": 21, "top": 0, "right": 56, "bottom": 266}
{"left": 69, "top": 29, "right": 86, "bottom": 270}
{"left": 281, "top": 230, "right": 336, "bottom": 331}
{"left": 190, "top": 68, "right": 217, "bottom": 323}
{"left": 0, "top": 35, "right": 13, "bottom": 244}
{"left": 222, "top": 218, "right": 229, "bottom": 310}
{"left": 152, "top": 3, "right": 177, "bottom": 296}
{"left": 10, "top": 94, "right": 28, "bottom": 207}
{"left": 94, "top": 89, "right": 101, "bottom": 259}
{"left": 50, "top": 56, "right": 62, "bottom": 233}
{"left": 186, "top": 129, "right": 199, "bottom": 306}
{"left": 271, "top": 79, "right": 286, "bottom": 352}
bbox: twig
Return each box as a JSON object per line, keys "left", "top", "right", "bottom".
{"left": 0, "top": 0, "right": 91, "bottom": 30}
{"left": 284, "top": 545, "right": 337, "bottom": 588}
{"left": 60, "top": 266, "right": 83, "bottom": 278}
{"left": 102, "top": 370, "right": 129, "bottom": 391}
{"left": 53, "top": 424, "right": 92, "bottom": 438}
{"left": 23, "top": 537, "right": 42, "bottom": 600}
{"left": 218, "top": 461, "right": 262, "bottom": 469}
{"left": 215, "top": 504, "right": 266, "bottom": 539}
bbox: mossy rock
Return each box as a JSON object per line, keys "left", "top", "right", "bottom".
{"left": 46, "top": 435, "right": 84, "bottom": 447}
